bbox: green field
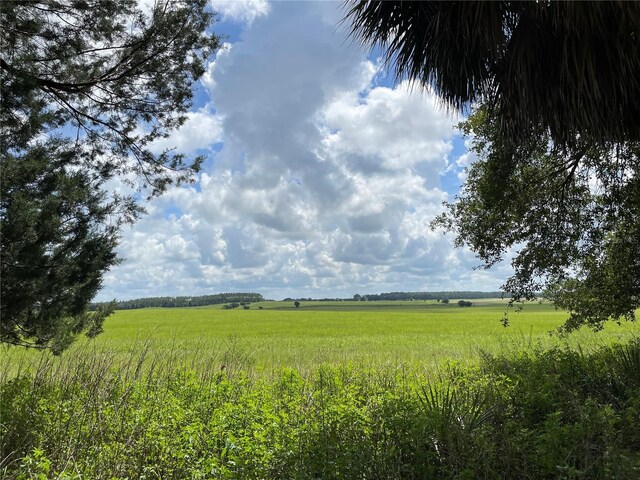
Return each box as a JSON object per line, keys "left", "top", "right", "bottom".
{"left": 5, "top": 299, "right": 637, "bottom": 374}
{"left": 3, "top": 300, "right": 640, "bottom": 478}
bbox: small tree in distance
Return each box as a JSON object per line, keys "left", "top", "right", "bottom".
{"left": 294, "top": 301, "right": 301, "bottom": 308}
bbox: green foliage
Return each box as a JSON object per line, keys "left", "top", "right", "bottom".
{"left": 223, "top": 303, "right": 241, "bottom": 310}
{"left": 2, "top": 339, "right": 639, "bottom": 478}
{"left": 434, "top": 107, "right": 640, "bottom": 332}
{"left": 0, "top": 139, "right": 127, "bottom": 353}
{"left": 1, "top": 0, "right": 219, "bottom": 195}
{"left": 103, "top": 293, "right": 265, "bottom": 310}
{"left": 0, "top": 0, "right": 220, "bottom": 352}
{"left": 347, "top": 1, "right": 639, "bottom": 333}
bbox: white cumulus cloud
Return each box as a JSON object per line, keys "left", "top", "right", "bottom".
{"left": 210, "top": 0, "right": 270, "bottom": 24}
{"left": 148, "top": 109, "right": 223, "bottom": 154}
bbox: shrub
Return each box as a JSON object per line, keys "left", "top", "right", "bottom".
{"left": 1, "top": 340, "right": 639, "bottom": 478}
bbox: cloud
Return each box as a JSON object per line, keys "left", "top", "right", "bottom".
{"left": 322, "top": 82, "right": 456, "bottom": 172}
{"left": 148, "top": 109, "right": 223, "bottom": 154}
{"left": 98, "top": 2, "right": 511, "bottom": 301}
{"left": 210, "top": 0, "right": 270, "bottom": 24}
{"left": 454, "top": 137, "right": 478, "bottom": 183}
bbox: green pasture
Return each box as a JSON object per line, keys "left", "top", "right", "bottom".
{"left": 4, "top": 299, "right": 637, "bottom": 374}
{"left": 3, "top": 301, "right": 640, "bottom": 478}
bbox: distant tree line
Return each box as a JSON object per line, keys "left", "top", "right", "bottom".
{"left": 93, "top": 293, "right": 264, "bottom": 310}
{"left": 283, "top": 297, "right": 344, "bottom": 302}
{"left": 281, "top": 292, "right": 509, "bottom": 302}
{"left": 352, "top": 291, "right": 508, "bottom": 301}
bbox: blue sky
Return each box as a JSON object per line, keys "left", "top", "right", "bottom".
{"left": 97, "top": 1, "right": 514, "bottom": 301}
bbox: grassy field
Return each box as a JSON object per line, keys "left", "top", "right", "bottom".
{"left": 3, "top": 300, "right": 640, "bottom": 478}
{"left": 5, "top": 299, "right": 637, "bottom": 374}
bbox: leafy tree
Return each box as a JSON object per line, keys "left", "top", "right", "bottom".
{"left": 1, "top": 139, "right": 133, "bottom": 353}
{"left": 344, "top": 1, "right": 640, "bottom": 147}
{"left": 294, "top": 301, "right": 301, "bottom": 308}
{"left": 435, "top": 107, "right": 639, "bottom": 331}
{"left": 1, "top": 0, "right": 220, "bottom": 352}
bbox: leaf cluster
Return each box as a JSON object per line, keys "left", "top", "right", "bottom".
{"left": 433, "top": 107, "right": 640, "bottom": 332}
{"left": 0, "top": 135, "right": 134, "bottom": 353}
{"left": 1, "top": 0, "right": 220, "bottom": 196}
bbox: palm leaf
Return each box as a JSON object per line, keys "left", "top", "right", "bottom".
{"left": 344, "top": 1, "right": 640, "bottom": 146}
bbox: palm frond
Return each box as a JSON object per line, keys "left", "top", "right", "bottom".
{"left": 344, "top": 0, "right": 640, "bottom": 145}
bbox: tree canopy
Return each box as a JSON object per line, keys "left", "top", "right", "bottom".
{"left": 2, "top": 0, "right": 219, "bottom": 195}
{"left": 435, "top": 107, "right": 639, "bottom": 331}
{"left": 1, "top": 0, "right": 220, "bottom": 352}
{"left": 344, "top": 1, "right": 640, "bottom": 147}
{"left": 345, "top": 1, "right": 640, "bottom": 331}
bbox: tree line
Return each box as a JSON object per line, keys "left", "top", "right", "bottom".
{"left": 93, "top": 293, "right": 264, "bottom": 311}
{"left": 282, "top": 292, "right": 508, "bottom": 302}
{"left": 352, "top": 292, "right": 508, "bottom": 301}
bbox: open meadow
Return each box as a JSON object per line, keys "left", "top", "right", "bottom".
{"left": 2, "top": 301, "right": 639, "bottom": 478}
{"left": 4, "top": 299, "right": 637, "bottom": 375}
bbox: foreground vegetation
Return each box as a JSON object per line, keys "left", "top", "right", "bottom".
{"left": 2, "top": 338, "right": 639, "bottom": 479}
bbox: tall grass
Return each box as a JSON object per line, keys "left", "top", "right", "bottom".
{"left": 2, "top": 338, "right": 639, "bottom": 479}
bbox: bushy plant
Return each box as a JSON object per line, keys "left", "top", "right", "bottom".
{"left": 2, "top": 339, "right": 639, "bottom": 478}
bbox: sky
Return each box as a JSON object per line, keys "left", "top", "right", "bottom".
{"left": 97, "top": 1, "right": 515, "bottom": 301}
